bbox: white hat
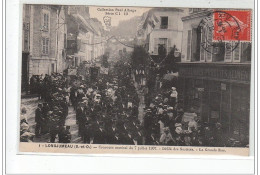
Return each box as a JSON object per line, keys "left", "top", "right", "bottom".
{"left": 175, "top": 123, "right": 182, "bottom": 127}
{"left": 175, "top": 126, "right": 183, "bottom": 134}
{"left": 21, "top": 132, "right": 35, "bottom": 138}
{"left": 21, "top": 122, "right": 29, "bottom": 130}
{"left": 167, "top": 107, "right": 174, "bottom": 111}
{"left": 172, "top": 87, "right": 176, "bottom": 90}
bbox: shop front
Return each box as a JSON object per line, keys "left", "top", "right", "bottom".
{"left": 178, "top": 63, "right": 251, "bottom": 144}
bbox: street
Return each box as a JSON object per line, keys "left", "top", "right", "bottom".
{"left": 21, "top": 97, "right": 82, "bottom": 143}
{"left": 21, "top": 82, "right": 146, "bottom": 143}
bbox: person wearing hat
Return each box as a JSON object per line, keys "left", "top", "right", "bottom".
{"left": 213, "top": 122, "right": 224, "bottom": 147}
{"left": 20, "top": 107, "right": 28, "bottom": 124}
{"left": 160, "top": 127, "right": 175, "bottom": 145}
{"left": 146, "top": 133, "right": 159, "bottom": 145}
{"left": 109, "top": 132, "right": 122, "bottom": 144}
{"left": 48, "top": 113, "right": 60, "bottom": 143}
{"left": 175, "top": 123, "right": 183, "bottom": 135}
{"left": 106, "top": 122, "right": 119, "bottom": 144}
{"left": 176, "top": 135, "right": 185, "bottom": 146}
{"left": 160, "top": 109, "right": 170, "bottom": 129}
{"left": 133, "top": 128, "right": 144, "bottom": 145}
{"left": 169, "top": 87, "right": 178, "bottom": 108}
{"left": 93, "top": 122, "right": 107, "bottom": 144}
{"left": 166, "top": 107, "right": 176, "bottom": 136}
{"left": 35, "top": 103, "right": 43, "bottom": 137}
{"left": 56, "top": 110, "right": 65, "bottom": 126}
{"left": 20, "top": 122, "right": 30, "bottom": 135}
{"left": 60, "top": 97, "right": 68, "bottom": 119}
{"left": 143, "top": 108, "right": 154, "bottom": 144}
{"left": 70, "top": 86, "right": 77, "bottom": 110}
{"left": 76, "top": 102, "right": 86, "bottom": 136}
{"left": 203, "top": 126, "right": 213, "bottom": 146}
{"left": 58, "top": 126, "right": 71, "bottom": 143}
{"left": 175, "top": 109, "right": 184, "bottom": 123}
{"left": 20, "top": 131, "right": 35, "bottom": 142}
{"left": 188, "top": 117, "right": 198, "bottom": 132}
{"left": 121, "top": 130, "right": 135, "bottom": 145}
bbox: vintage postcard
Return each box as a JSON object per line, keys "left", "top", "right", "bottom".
{"left": 20, "top": 4, "right": 252, "bottom": 156}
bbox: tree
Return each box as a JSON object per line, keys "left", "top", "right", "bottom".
{"left": 101, "top": 52, "right": 109, "bottom": 68}
{"left": 162, "top": 45, "right": 179, "bottom": 73}
{"left": 131, "top": 45, "right": 150, "bottom": 68}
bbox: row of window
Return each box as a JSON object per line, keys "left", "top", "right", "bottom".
{"left": 152, "top": 38, "right": 171, "bottom": 55}
{"left": 41, "top": 10, "right": 50, "bottom": 32}
{"left": 42, "top": 38, "right": 49, "bottom": 55}
{"left": 42, "top": 34, "right": 67, "bottom": 55}
{"left": 186, "top": 27, "right": 251, "bottom": 62}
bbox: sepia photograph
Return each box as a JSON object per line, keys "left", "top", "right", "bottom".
{"left": 19, "top": 5, "right": 252, "bottom": 153}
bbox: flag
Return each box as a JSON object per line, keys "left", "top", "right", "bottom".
{"left": 148, "top": 14, "right": 159, "bottom": 28}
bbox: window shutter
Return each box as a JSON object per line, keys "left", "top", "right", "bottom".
{"left": 46, "top": 38, "right": 49, "bottom": 54}
{"left": 187, "top": 30, "right": 191, "bottom": 60}
{"left": 200, "top": 27, "right": 205, "bottom": 61}
{"left": 46, "top": 13, "right": 49, "bottom": 30}
{"left": 44, "top": 14, "right": 47, "bottom": 28}
{"left": 206, "top": 27, "right": 212, "bottom": 62}
{"left": 154, "top": 38, "right": 158, "bottom": 55}
{"left": 232, "top": 42, "right": 241, "bottom": 62}
{"left": 42, "top": 38, "right": 46, "bottom": 54}
{"left": 167, "top": 38, "right": 171, "bottom": 54}
{"left": 168, "top": 17, "right": 172, "bottom": 29}
{"left": 224, "top": 42, "right": 232, "bottom": 62}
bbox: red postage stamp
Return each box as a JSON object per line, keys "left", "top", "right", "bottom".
{"left": 213, "top": 10, "right": 251, "bottom": 42}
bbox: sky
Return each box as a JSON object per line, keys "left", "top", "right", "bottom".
{"left": 89, "top": 6, "right": 151, "bottom": 28}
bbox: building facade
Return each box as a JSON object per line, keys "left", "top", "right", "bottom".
{"left": 138, "top": 8, "right": 186, "bottom": 55}
{"left": 22, "top": 5, "right": 31, "bottom": 91}
{"left": 56, "top": 6, "right": 68, "bottom": 73}
{"left": 178, "top": 8, "right": 251, "bottom": 145}
{"left": 22, "top": 5, "right": 68, "bottom": 83}
{"left": 66, "top": 6, "right": 105, "bottom": 67}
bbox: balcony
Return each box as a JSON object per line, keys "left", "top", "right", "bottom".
{"left": 160, "top": 25, "right": 168, "bottom": 29}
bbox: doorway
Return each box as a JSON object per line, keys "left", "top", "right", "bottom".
{"left": 22, "top": 53, "right": 29, "bottom": 92}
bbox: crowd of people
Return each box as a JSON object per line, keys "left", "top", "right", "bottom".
{"left": 21, "top": 62, "right": 143, "bottom": 144}
{"left": 20, "top": 73, "right": 71, "bottom": 143}
{"left": 21, "top": 61, "right": 236, "bottom": 147}
{"left": 71, "top": 64, "right": 142, "bottom": 144}
{"left": 141, "top": 86, "right": 233, "bottom": 147}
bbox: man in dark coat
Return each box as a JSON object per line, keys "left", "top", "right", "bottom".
{"left": 83, "top": 122, "right": 93, "bottom": 144}
{"left": 76, "top": 103, "right": 85, "bottom": 136}
{"left": 70, "top": 87, "right": 76, "bottom": 110}
{"left": 60, "top": 98, "right": 68, "bottom": 118}
{"left": 106, "top": 123, "right": 118, "bottom": 144}
{"left": 143, "top": 108, "right": 154, "bottom": 143}
{"left": 146, "top": 133, "right": 159, "bottom": 145}
{"left": 58, "top": 126, "right": 71, "bottom": 143}
{"left": 49, "top": 113, "right": 60, "bottom": 143}
{"left": 121, "top": 131, "right": 136, "bottom": 145}
{"left": 93, "top": 124, "right": 107, "bottom": 144}
{"left": 35, "top": 103, "right": 43, "bottom": 137}
{"left": 109, "top": 132, "right": 122, "bottom": 144}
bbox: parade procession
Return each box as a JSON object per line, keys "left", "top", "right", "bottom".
{"left": 20, "top": 5, "right": 251, "bottom": 148}
{"left": 21, "top": 61, "right": 198, "bottom": 146}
